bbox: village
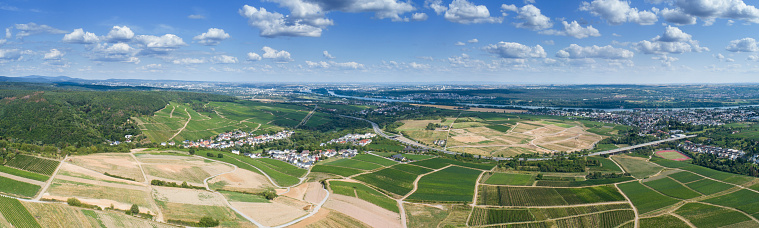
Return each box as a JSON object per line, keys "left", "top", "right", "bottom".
{"left": 179, "top": 130, "right": 295, "bottom": 149}
{"left": 679, "top": 141, "right": 746, "bottom": 161}
{"left": 320, "top": 132, "right": 376, "bottom": 147}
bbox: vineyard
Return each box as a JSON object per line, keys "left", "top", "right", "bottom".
{"left": 468, "top": 208, "right": 535, "bottom": 226}
{"left": 321, "top": 158, "right": 384, "bottom": 170}
{"left": 482, "top": 173, "right": 535, "bottom": 185}
{"left": 477, "top": 185, "right": 625, "bottom": 206}
{"left": 0, "top": 196, "right": 42, "bottom": 228}
{"left": 5, "top": 154, "right": 59, "bottom": 175}
{"left": 642, "top": 177, "right": 701, "bottom": 199}
{"left": 617, "top": 181, "right": 679, "bottom": 214}
{"left": 328, "top": 181, "right": 399, "bottom": 213}
{"left": 352, "top": 154, "right": 398, "bottom": 166}
{"left": 410, "top": 158, "right": 495, "bottom": 170}
{"left": 255, "top": 158, "right": 307, "bottom": 177}
{"left": 0, "top": 176, "right": 41, "bottom": 198}
{"left": 552, "top": 210, "right": 634, "bottom": 228}
{"left": 675, "top": 203, "right": 752, "bottom": 227}
{"left": 354, "top": 167, "right": 420, "bottom": 196}
{"left": 310, "top": 164, "right": 364, "bottom": 177}
{"left": 407, "top": 166, "right": 482, "bottom": 202}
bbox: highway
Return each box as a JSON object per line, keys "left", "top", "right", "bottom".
{"left": 341, "top": 115, "right": 695, "bottom": 161}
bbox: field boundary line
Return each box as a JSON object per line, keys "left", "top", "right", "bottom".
{"left": 466, "top": 170, "right": 487, "bottom": 226}
{"left": 33, "top": 155, "right": 66, "bottom": 201}
{"left": 401, "top": 164, "right": 453, "bottom": 200}
{"left": 473, "top": 201, "right": 630, "bottom": 209}
{"left": 607, "top": 155, "right": 625, "bottom": 174}
{"left": 129, "top": 152, "right": 164, "bottom": 222}
{"left": 167, "top": 108, "right": 191, "bottom": 141}
{"left": 615, "top": 183, "right": 639, "bottom": 228}
{"left": 667, "top": 213, "right": 696, "bottom": 228}
{"left": 666, "top": 176, "right": 705, "bottom": 197}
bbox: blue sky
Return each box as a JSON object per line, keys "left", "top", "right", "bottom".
{"left": 2, "top": 0, "right": 759, "bottom": 83}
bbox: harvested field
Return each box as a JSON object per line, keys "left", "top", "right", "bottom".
{"left": 58, "top": 163, "right": 145, "bottom": 186}
{"left": 208, "top": 168, "right": 272, "bottom": 192}
{"left": 231, "top": 197, "right": 310, "bottom": 227}
{"left": 612, "top": 155, "right": 663, "bottom": 179}
{"left": 142, "top": 157, "right": 233, "bottom": 184}
{"left": 159, "top": 201, "right": 239, "bottom": 224}
{"left": 46, "top": 179, "right": 152, "bottom": 208}
{"left": 152, "top": 186, "right": 227, "bottom": 206}
{"left": 290, "top": 208, "right": 369, "bottom": 228}
{"left": 303, "top": 182, "right": 328, "bottom": 204}
{"left": 67, "top": 153, "right": 144, "bottom": 182}
{"left": 324, "top": 194, "right": 402, "bottom": 228}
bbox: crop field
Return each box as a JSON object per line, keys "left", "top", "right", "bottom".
{"left": 158, "top": 201, "right": 239, "bottom": 225}
{"left": 328, "top": 181, "right": 399, "bottom": 213}
{"left": 468, "top": 208, "right": 535, "bottom": 226}
{"left": 233, "top": 156, "right": 300, "bottom": 186}
{"left": 642, "top": 177, "right": 701, "bottom": 199}
{"left": 668, "top": 171, "right": 703, "bottom": 183}
{"left": 535, "top": 177, "right": 634, "bottom": 187}
{"left": 586, "top": 156, "right": 622, "bottom": 172}
{"left": 310, "top": 164, "right": 364, "bottom": 177}
{"left": 482, "top": 172, "right": 535, "bottom": 185}
{"left": 407, "top": 166, "right": 482, "bottom": 202}
{"left": 532, "top": 203, "right": 631, "bottom": 220}
{"left": 675, "top": 203, "right": 754, "bottom": 227}
{"left": 389, "top": 164, "right": 432, "bottom": 175}
{"left": 255, "top": 158, "right": 306, "bottom": 177}
{"left": 653, "top": 158, "right": 753, "bottom": 185}
{"left": 552, "top": 209, "right": 634, "bottom": 228}
{"left": 47, "top": 179, "right": 152, "bottom": 208}
{"left": 639, "top": 215, "right": 689, "bottom": 228}
{"left": 5, "top": 154, "right": 59, "bottom": 175}
{"left": 0, "top": 176, "right": 41, "bottom": 198}
{"left": 611, "top": 155, "right": 662, "bottom": 179}
{"left": 0, "top": 166, "right": 49, "bottom": 182}
{"left": 410, "top": 157, "right": 495, "bottom": 170}
{"left": 685, "top": 178, "right": 733, "bottom": 195}
{"left": 655, "top": 150, "right": 690, "bottom": 161}
{"left": 702, "top": 189, "right": 759, "bottom": 216}
{"left": 352, "top": 154, "right": 398, "bottom": 166}
{"left": 354, "top": 167, "right": 418, "bottom": 196}
{"left": 322, "top": 158, "right": 383, "bottom": 170}
{"left": 617, "top": 181, "right": 679, "bottom": 214}
{"left": 0, "top": 197, "right": 41, "bottom": 228}
{"left": 477, "top": 185, "right": 625, "bottom": 206}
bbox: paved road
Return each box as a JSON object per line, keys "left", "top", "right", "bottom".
{"left": 342, "top": 115, "right": 695, "bottom": 161}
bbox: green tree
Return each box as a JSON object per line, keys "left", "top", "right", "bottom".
{"left": 67, "top": 198, "right": 82, "bottom": 207}
{"left": 217, "top": 153, "right": 223, "bottom": 158}
{"left": 130, "top": 204, "right": 140, "bottom": 215}
{"left": 198, "top": 216, "right": 219, "bottom": 227}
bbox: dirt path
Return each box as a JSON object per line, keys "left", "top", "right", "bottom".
{"left": 443, "top": 112, "right": 462, "bottom": 150}
{"left": 402, "top": 164, "right": 452, "bottom": 200}
{"left": 33, "top": 155, "right": 66, "bottom": 201}
{"left": 0, "top": 170, "right": 44, "bottom": 186}
{"left": 615, "top": 183, "right": 639, "bottom": 228}
{"left": 169, "top": 105, "right": 175, "bottom": 118}
{"left": 668, "top": 213, "right": 696, "bottom": 228}
{"left": 296, "top": 105, "right": 318, "bottom": 128}
{"left": 167, "top": 108, "right": 191, "bottom": 141}
{"left": 608, "top": 155, "right": 626, "bottom": 174}
{"left": 129, "top": 152, "right": 164, "bottom": 222}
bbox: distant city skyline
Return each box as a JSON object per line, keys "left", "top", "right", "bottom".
{"left": 2, "top": 0, "right": 759, "bottom": 83}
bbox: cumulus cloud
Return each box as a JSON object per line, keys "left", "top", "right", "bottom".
{"left": 714, "top": 53, "right": 735, "bottom": 62}
{"left": 62, "top": 28, "right": 99, "bottom": 44}
{"left": 484, "top": 42, "right": 546, "bottom": 58}
{"left": 673, "top": 0, "right": 759, "bottom": 24}
{"left": 412, "top": 13, "right": 428, "bottom": 21}
{"left": 91, "top": 42, "right": 139, "bottom": 64}
{"left": 323, "top": 51, "right": 335, "bottom": 59}
{"left": 262, "top": 46, "right": 294, "bottom": 63}
{"left": 659, "top": 8, "right": 697, "bottom": 25}
{"left": 239, "top": 5, "right": 324, "bottom": 37}
{"left": 512, "top": 5, "right": 553, "bottom": 30}
{"left": 212, "top": 55, "right": 238, "bottom": 64}
{"left": 468, "top": 38, "right": 479, "bottom": 43}
{"left": 0, "top": 49, "right": 21, "bottom": 62}
{"left": 105, "top": 26, "right": 134, "bottom": 42}
{"left": 439, "top": 0, "right": 502, "bottom": 24}
{"left": 43, "top": 49, "right": 63, "bottom": 60}
{"left": 580, "top": 0, "right": 658, "bottom": 25}
{"left": 306, "top": 60, "right": 364, "bottom": 69}
{"left": 726, "top": 37, "right": 759, "bottom": 52}
{"left": 247, "top": 52, "right": 262, "bottom": 61}
{"left": 652, "top": 55, "right": 679, "bottom": 67}
{"left": 188, "top": 14, "right": 206, "bottom": 19}
{"left": 5, "top": 28, "right": 10, "bottom": 39}
{"left": 280, "top": 0, "right": 415, "bottom": 22}
{"left": 172, "top": 58, "right": 206, "bottom": 64}
{"left": 540, "top": 21, "right": 601, "bottom": 39}
{"left": 194, "top": 28, "right": 230, "bottom": 46}
{"left": 138, "top": 63, "right": 163, "bottom": 71}
{"left": 135, "top": 34, "right": 186, "bottom": 55}
{"left": 455, "top": 41, "right": 466, "bottom": 46}
{"left": 633, "top": 26, "right": 708, "bottom": 55}
{"left": 426, "top": 0, "right": 448, "bottom": 15}
{"left": 14, "top": 23, "right": 66, "bottom": 39}
{"left": 556, "top": 44, "right": 634, "bottom": 59}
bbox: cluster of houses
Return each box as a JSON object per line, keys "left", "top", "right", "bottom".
{"left": 679, "top": 142, "right": 746, "bottom": 160}
{"left": 432, "top": 139, "right": 446, "bottom": 146}
{"left": 258, "top": 149, "right": 359, "bottom": 168}
{"left": 321, "top": 133, "right": 376, "bottom": 147}
{"left": 178, "top": 130, "right": 295, "bottom": 149}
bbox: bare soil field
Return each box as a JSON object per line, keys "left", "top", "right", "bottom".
{"left": 209, "top": 168, "right": 272, "bottom": 192}
{"left": 45, "top": 179, "right": 154, "bottom": 212}
{"left": 57, "top": 163, "right": 146, "bottom": 186}
{"left": 22, "top": 202, "right": 98, "bottom": 228}
{"left": 283, "top": 182, "right": 310, "bottom": 200}
{"left": 158, "top": 201, "right": 239, "bottom": 224}
{"left": 324, "top": 194, "right": 402, "bottom": 228}
{"left": 95, "top": 210, "right": 175, "bottom": 228}
{"left": 140, "top": 155, "right": 233, "bottom": 184}
{"left": 42, "top": 195, "right": 155, "bottom": 215}
{"left": 67, "top": 153, "right": 144, "bottom": 182}
{"left": 290, "top": 208, "right": 370, "bottom": 228}
{"left": 231, "top": 197, "right": 310, "bottom": 227}
{"left": 152, "top": 186, "right": 227, "bottom": 206}
{"left": 303, "top": 182, "right": 328, "bottom": 204}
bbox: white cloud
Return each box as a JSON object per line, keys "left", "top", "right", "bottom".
{"left": 580, "top": 0, "right": 658, "bottom": 25}
{"left": 105, "top": 26, "right": 134, "bottom": 42}
{"left": 412, "top": 13, "right": 429, "bottom": 21}
{"left": 714, "top": 53, "right": 735, "bottom": 62}
{"left": 468, "top": 38, "right": 479, "bottom": 43}
{"left": 173, "top": 58, "right": 206, "bottom": 64}
{"left": 14, "top": 23, "right": 66, "bottom": 39}
{"left": 43, "top": 49, "right": 63, "bottom": 60}
{"left": 212, "top": 55, "right": 238, "bottom": 64}
{"left": 540, "top": 21, "right": 601, "bottom": 39}
{"left": 135, "top": 34, "right": 186, "bottom": 54}
{"left": 247, "top": 52, "right": 262, "bottom": 61}
{"left": 188, "top": 14, "right": 206, "bottom": 19}
{"left": 455, "top": 41, "right": 466, "bottom": 46}
{"left": 239, "top": 5, "right": 324, "bottom": 37}
{"left": 62, "top": 28, "right": 99, "bottom": 44}
{"left": 0, "top": 39, "right": 5, "bottom": 45}
{"left": 91, "top": 42, "right": 140, "bottom": 64}
{"left": 5, "top": 28, "right": 10, "bottom": 39}
{"left": 194, "top": 28, "right": 230, "bottom": 46}
{"left": 748, "top": 55, "right": 759, "bottom": 61}
{"left": 426, "top": 0, "right": 448, "bottom": 15}
{"left": 514, "top": 5, "right": 553, "bottom": 30}
{"left": 556, "top": 44, "right": 634, "bottom": 59}
{"left": 0, "top": 49, "right": 21, "bottom": 61}
{"left": 262, "top": 46, "right": 294, "bottom": 63}
{"left": 443, "top": 0, "right": 502, "bottom": 24}
{"left": 305, "top": 60, "right": 364, "bottom": 69}
{"left": 652, "top": 55, "right": 679, "bottom": 67}
{"left": 673, "top": 0, "right": 759, "bottom": 24}
{"left": 139, "top": 63, "right": 163, "bottom": 71}
{"left": 633, "top": 26, "right": 708, "bottom": 54}
{"left": 659, "top": 8, "right": 697, "bottom": 25}
{"left": 323, "top": 51, "right": 335, "bottom": 59}
{"left": 484, "top": 42, "right": 546, "bottom": 58}
{"left": 726, "top": 37, "right": 759, "bottom": 52}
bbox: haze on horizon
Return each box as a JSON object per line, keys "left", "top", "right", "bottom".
{"left": 2, "top": 0, "right": 759, "bottom": 84}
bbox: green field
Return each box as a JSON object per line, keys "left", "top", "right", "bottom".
{"left": 220, "top": 191, "right": 269, "bottom": 203}
{"left": 642, "top": 177, "right": 701, "bottom": 199}
{"left": 0, "top": 166, "right": 49, "bottom": 182}
{"left": 390, "top": 164, "right": 432, "bottom": 175}
{"left": 410, "top": 158, "right": 495, "bottom": 170}
{"left": 702, "top": 189, "right": 759, "bottom": 215}
{"left": 535, "top": 177, "right": 635, "bottom": 187}
{"left": 483, "top": 173, "right": 535, "bottom": 185}
{"left": 468, "top": 208, "right": 535, "bottom": 226}
{"left": 478, "top": 185, "right": 625, "bottom": 206}
{"left": 310, "top": 165, "right": 364, "bottom": 177}
{"left": 552, "top": 210, "right": 634, "bottom": 228}
{"left": 533, "top": 203, "right": 631, "bottom": 220}
{"left": 255, "top": 158, "right": 307, "bottom": 177}
{"left": 352, "top": 154, "right": 398, "bottom": 166}
{"left": 322, "top": 158, "right": 384, "bottom": 170}
{"left": 587, "top": 156, "right": 622, "bottom": 172}
{"left": 354, "top": 167, "right": 418, "bottom": 196}
{"left": 639, "top": 215, "right": 689, "bottom": 228}
{"left": 329, "top": 181, "right": 399, "bottom": 213}
{"left": 612, "top": 155, "right": 662, "bottom": 179}
{"left": 407, "top": 166, "right": 482, "bottom": 202}
{"left": 5, "top": 154, "right": 59, "bottom": 175}
{"left": 0, "top": 197, "right": 41, "bottom": 228}
{"left": 675, "top": 203, "right": 753, "bottom": 227}
{"left": 402, "top": 154, "right": 435, "bottom": 161}
{"left": 668, "top": 171, "right": 702, "bottom": 183}
{"left": 652, "top": 159, "right": 753, "bottom": 185}
{"left": 235, "top": 156, "right": 300, "bottom": 186}
{"left": 0, "top": 176, "right": 41, "bottom": 198}
{"left": 685, "top": 178, "right": 733, "bottom": 195}
{"left": 617, "top": 181, "right": 679, "bottom": 214}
